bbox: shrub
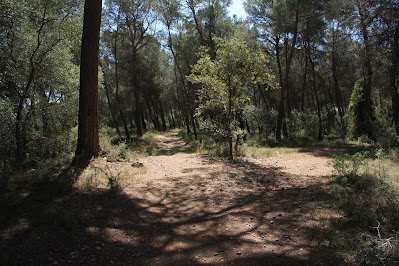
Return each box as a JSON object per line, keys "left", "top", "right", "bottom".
{"left": 348, "top": 79, "right": 377, "bottom": 141}
{"left": 0, "top": 99, "right": 16, "bottom": 186}
{"left": 243, "top": 105, "right": 277, "bottom": 138}
{"left": 332, "top": 151, "right": 369, "bottom": 184}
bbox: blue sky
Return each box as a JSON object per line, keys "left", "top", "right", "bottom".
{"left": 227, "top": 0, "right": 247, "bottom": 19}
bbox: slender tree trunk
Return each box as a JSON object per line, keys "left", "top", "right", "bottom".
{"left": 331, "top": 28, "right": 344, "bottom": 124}
{"left": 391, "top": 20, "right": 399, "bottom": 135}
{"left": 307, "top": 43, "right": 323, "bottom": 140}
{"left": 141, "top": 112, "right": 147, "bottom": 131}
{"left": 133, "top": 56, "right": 143, "bottom": 137}
{"left": 171, "top": 112, "right": 176, "bottom": 129}
{"left": 102, "top": 67, "right": 122, "bottom": 140}
{"left": 301, "top": 51, "right": 308, "bottom": 112}
{"left": 228, "top": 81, "right": 233, "bottom": 159}
{"left": 119, "top": 109, "right": 130, "bottom": 142}
{"left": 160, "top": 103, "right": 167, "bottom": 131}
{"left": 276, "top": 8, "right": 299, "bottom": 140}
{"left": 275, "top": 36, "right": 285, "bottom": 141}
{"left": 185, "top": 115, "right": 191, "bottom": 133}
{"left": 75, "top": 0, "right": 102, "bottom": 161}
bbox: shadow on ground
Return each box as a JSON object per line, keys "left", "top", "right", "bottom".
{"left": 0, "top": 152, "right": 345, "bottom": 265}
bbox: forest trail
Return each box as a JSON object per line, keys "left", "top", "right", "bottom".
{"left": 1, "top": 130, "right": 342, "bottom": 265}
{"left": 118, "top": 129, "right": 338, "bottom": 264}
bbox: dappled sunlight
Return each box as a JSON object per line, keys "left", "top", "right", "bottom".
{"left": 0, "top": 131, "right": 346, "bottom": 264}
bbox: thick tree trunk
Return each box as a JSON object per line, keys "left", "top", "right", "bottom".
{"left": 75, "top": 0, "right": 102, "bottom": 161}
{"left": 356, "top": 0, "right": 374, "bottom": 139}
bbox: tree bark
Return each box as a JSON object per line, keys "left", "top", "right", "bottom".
{"left": 356, "top": 0, "right": 374, "bottom": 139}
{"left": 331, "top": 26, "right": 344, "bottom": 124}
{"left": 75, "top": 0, "right": 102, "bottom": 161}
{"left": 307, "top": 42, "right": 323, "bottom": 140}
{"left": 276, "top": 7, "right": 299, "bottom": 140}
{"left": 391, "top": 20, "right": 399, "bottom": 135}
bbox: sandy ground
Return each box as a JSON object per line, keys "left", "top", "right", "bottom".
{"left": 120, "top": 130, "right": 336, "bottom": 264}
{"left": 1, "top": 130, "right": 343, "bottom": 265}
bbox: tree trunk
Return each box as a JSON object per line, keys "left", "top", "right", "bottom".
{"left": 356, "top": 0, "right": 374, "bottom": 139}
{"left": 391, "top": 20, "right": 399, "bottom": 135}
{"left": 228, "top": 84, "right": 233, "bottom": 159}
{"left": 331, "top": 27, "right": 344, "bottom": 124}
{"left": 120, "top": 108, "right": 130, "bottom": 142}
{"left": 276, "top": 8, "right": 299, "bottom": 140}
{"left": 307, "top": 43, "right": 323, "bottom": 140}
{"left": 102, "top": 67, "right": 122, "bottom": 140}
{"left": 275, "top": 35, "right": 285, "bottom": 141}
{"left": 160, "top": 103, "right": 167, "bottom": 131}
{"left": 75, "top": 0, "right": 102, "bottom": 161}
{"left": 301, "top": 51, "right": 308, "bottom": 112}
{"left": 191, "top": 116, "right": 198, "bottom": 140}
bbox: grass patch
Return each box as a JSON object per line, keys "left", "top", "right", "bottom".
{"left": 245, "top": 145, "right": 300, "bottom": 158}
{"left": 325, "top": 148, "right": 399, "bottom": 264}
{"left": 129, "top": 131, "right": 159, "bottom": 156}
{"left": 73, "top": 157, "right": 145, "bottom": 192}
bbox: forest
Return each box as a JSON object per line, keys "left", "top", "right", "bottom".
{"left": 1, "top": 0, "right": 399, "bottom": 264}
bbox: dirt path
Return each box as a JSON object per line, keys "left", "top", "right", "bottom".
{"left": 119, "top": 130, "right": 337, "bottom": 264}
{"left": 1, "top": 130, "right": 341, "bottom": 265}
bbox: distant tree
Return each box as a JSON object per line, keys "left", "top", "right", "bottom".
{"left": 348, "top": 78, "right": 376, "bottom": 139}
{"left": 188, "top": 37, "right": 274, "bottom": 158}
{"left": 75, "top": 0, "right": 102, "bottom": 161}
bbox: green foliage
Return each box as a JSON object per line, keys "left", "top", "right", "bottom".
{"left": 288, "top": 110, "right": 320, "bottom": 139}
{"left": 0, "top": 99, "right": 16, "bottom": 184}
{"left": 332, "top": 151, "right": 369, "bottom": 184}
{"left": 0, "top": 0, "right": 82, "bottom": 168}
{"left": 348, "top": 79, "right": 377, "bottom": 141}
{"left": 187, "top": 37, "right": 275, "bottom": 157}
{"left": 243, "top": 105, "right": 277, "bottom": 138}
{"left": 329, "top": 148, "right": 399, "bottom": 264}
{"left": 100, "top": 127, "right": 134, "bottom": 161}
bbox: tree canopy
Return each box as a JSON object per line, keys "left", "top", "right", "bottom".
{"left": 0, "top": 0, "right": 398, "bottom": 169}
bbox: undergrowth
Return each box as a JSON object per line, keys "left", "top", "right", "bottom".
{"left": 329, "top": 149, "right": 399, "bottom": 264}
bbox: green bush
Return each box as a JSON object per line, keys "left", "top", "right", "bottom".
{"left": 332, "top": 151, "right": 369, "bottom": 185}
{"left": 348, "top": 79, "right": 377, "bottom": 141}
{"left": 243, "top": 105, "right": 277, "bottom": 138}
{"left": 0, "top": 99, "right": 16, "bottom": 185}
{"left": 287, "top": 110, "right": 320, "bottom": 139}
{"left": 100, "top": 126, "right": 132, "bottom": 161}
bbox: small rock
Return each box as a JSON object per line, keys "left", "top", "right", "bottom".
{"left": 95, "top": 246, "right": 101, "bottom": 250}
{"left": 131, "top": 162, "right": 144, "bottom": 168}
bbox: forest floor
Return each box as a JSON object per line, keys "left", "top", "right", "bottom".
{"left": 1, "top": 130, "right": 352, "bottom": 265}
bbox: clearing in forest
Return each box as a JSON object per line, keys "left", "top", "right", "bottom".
{"left": 1, "top": 130, "right": 345, "bottom": 265}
